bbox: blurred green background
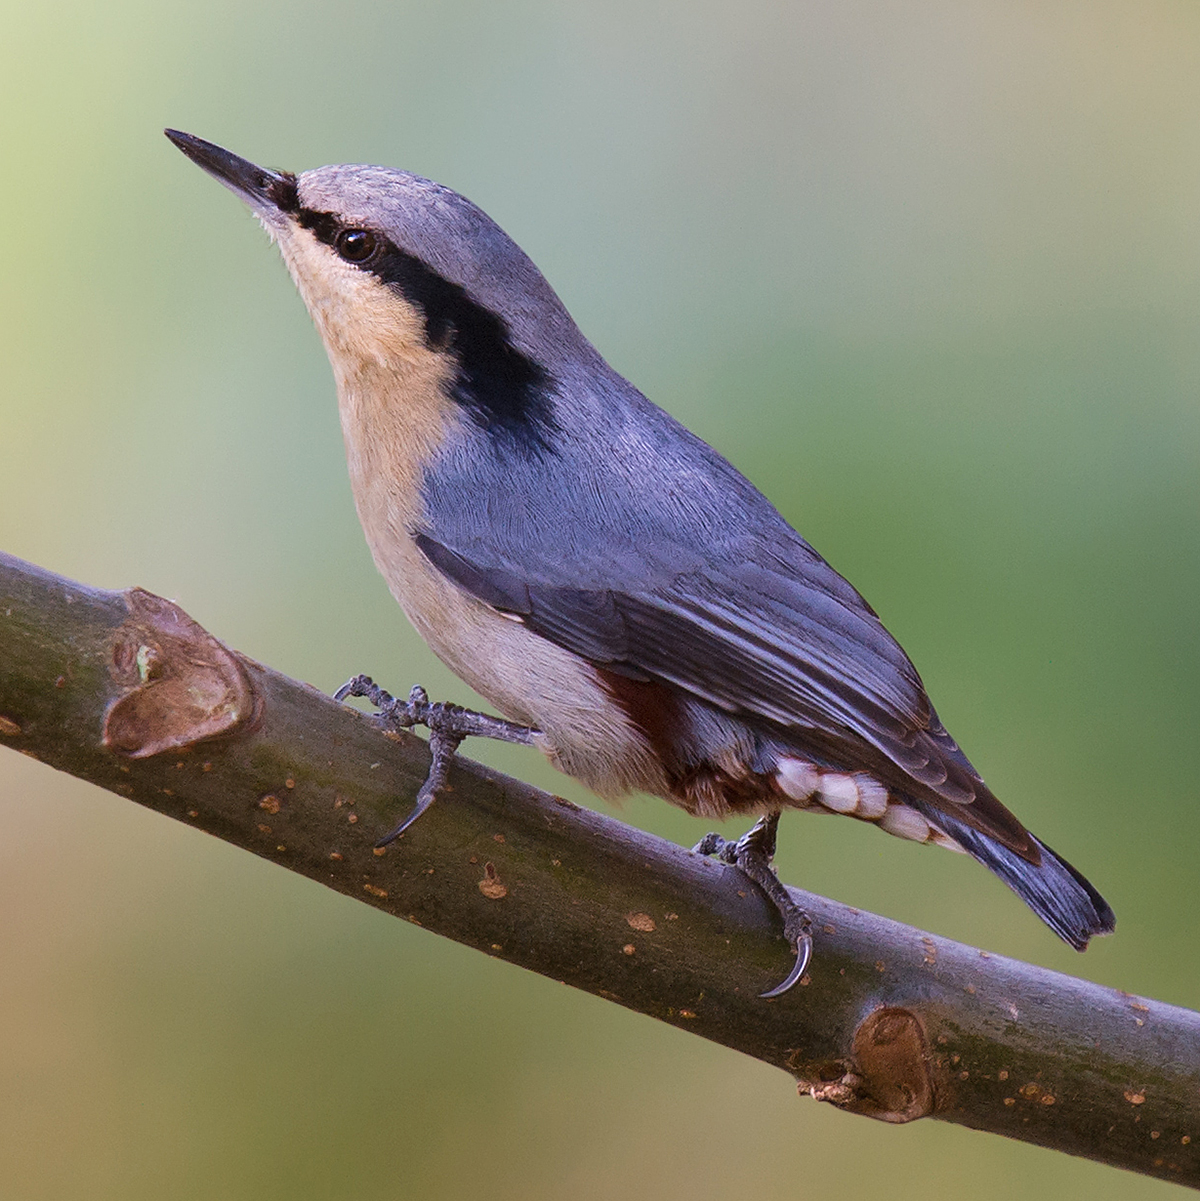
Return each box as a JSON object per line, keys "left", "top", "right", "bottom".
{"left": 2, "top": 1, "right": 1198, "bottom": 1197}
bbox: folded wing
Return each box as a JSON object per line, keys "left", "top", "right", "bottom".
{"left": 415, "top": 530, "right": 1037, "bottom": 861}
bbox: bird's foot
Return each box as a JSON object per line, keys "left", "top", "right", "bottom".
{"left": 334, "top": 674, "right": 539, "bottom": 847}
{"left": 693, "top": 812, "right": 813, "bottom": 998}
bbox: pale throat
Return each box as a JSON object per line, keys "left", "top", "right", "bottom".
{"left": 277, "top": 225, "right": 461, "bottom": 534}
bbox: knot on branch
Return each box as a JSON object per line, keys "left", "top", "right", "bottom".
{"left": 792, "top": 1006, "right": 936, "bottom": 1124}
{"left": 103, "top": 588, "right": 260, "bottom": 758}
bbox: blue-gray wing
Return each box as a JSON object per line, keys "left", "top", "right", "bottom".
{"left": 413, "top": 528, "right": 1034, "bottom": 857}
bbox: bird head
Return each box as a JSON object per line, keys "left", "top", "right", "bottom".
{"left": 166, "top": 130, "right": 576, "bottom": 443}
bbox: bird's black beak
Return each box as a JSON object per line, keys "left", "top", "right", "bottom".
{"left": 165, "top": 129, "right": 296, "bottom": 214}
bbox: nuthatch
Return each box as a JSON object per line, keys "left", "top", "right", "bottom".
{"left": 167, "top": 130, "right": 1115, "bottom": 996}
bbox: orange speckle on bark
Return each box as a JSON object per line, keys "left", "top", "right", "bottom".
{"left": 479, "top": 862, "right": 507, "bottom": 899}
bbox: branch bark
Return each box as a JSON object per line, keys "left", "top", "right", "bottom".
{"left": 1, "top": 550, "right": 1197, "bottom": 1187}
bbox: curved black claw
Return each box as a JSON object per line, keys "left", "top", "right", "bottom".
{"left": 333, "top": 674, "right": 539, "bottom": 846}
{"left": 375, "top": 717, "right": 464, "bottom": 847}
{"left": 693, "top": 813, "right": 813, "bottom": 998}
{"left": 759, "top": 913, "right": 813, "bottom": 999}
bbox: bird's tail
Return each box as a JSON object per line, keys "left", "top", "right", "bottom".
{"left": 908, "top": 802, "right": 1116, "bottom": 950}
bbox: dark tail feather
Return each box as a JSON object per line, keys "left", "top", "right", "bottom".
{"left": 909, "top": 803, "right": 1116, "bottom": 950}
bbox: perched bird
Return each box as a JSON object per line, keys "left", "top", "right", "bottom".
{"left": 167, "top": 130, "right": 1115, "bottom": 995}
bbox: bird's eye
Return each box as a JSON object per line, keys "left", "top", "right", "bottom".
{"left": 335, "top": 228, "right": 378, "bottom": 263}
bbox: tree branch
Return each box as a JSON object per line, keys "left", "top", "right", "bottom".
{"left": 1, "top": 550, "right": 1197, "bottom": 1188}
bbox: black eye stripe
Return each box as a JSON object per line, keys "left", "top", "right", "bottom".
{"left": 296, "top": 209, "right": 380, "bottom": 267}
{"left": 294, "top": 203, "right": 558, "bottom": 449}
{"left": 296, "top": 207, "right": 342, "bottom": 245}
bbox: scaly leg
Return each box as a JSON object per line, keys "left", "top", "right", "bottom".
{"left": 334, "top": 674, "right": 538, "bottom": 847}
{"left": 693, "top": 812, "right": 813, "bottom": 998}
